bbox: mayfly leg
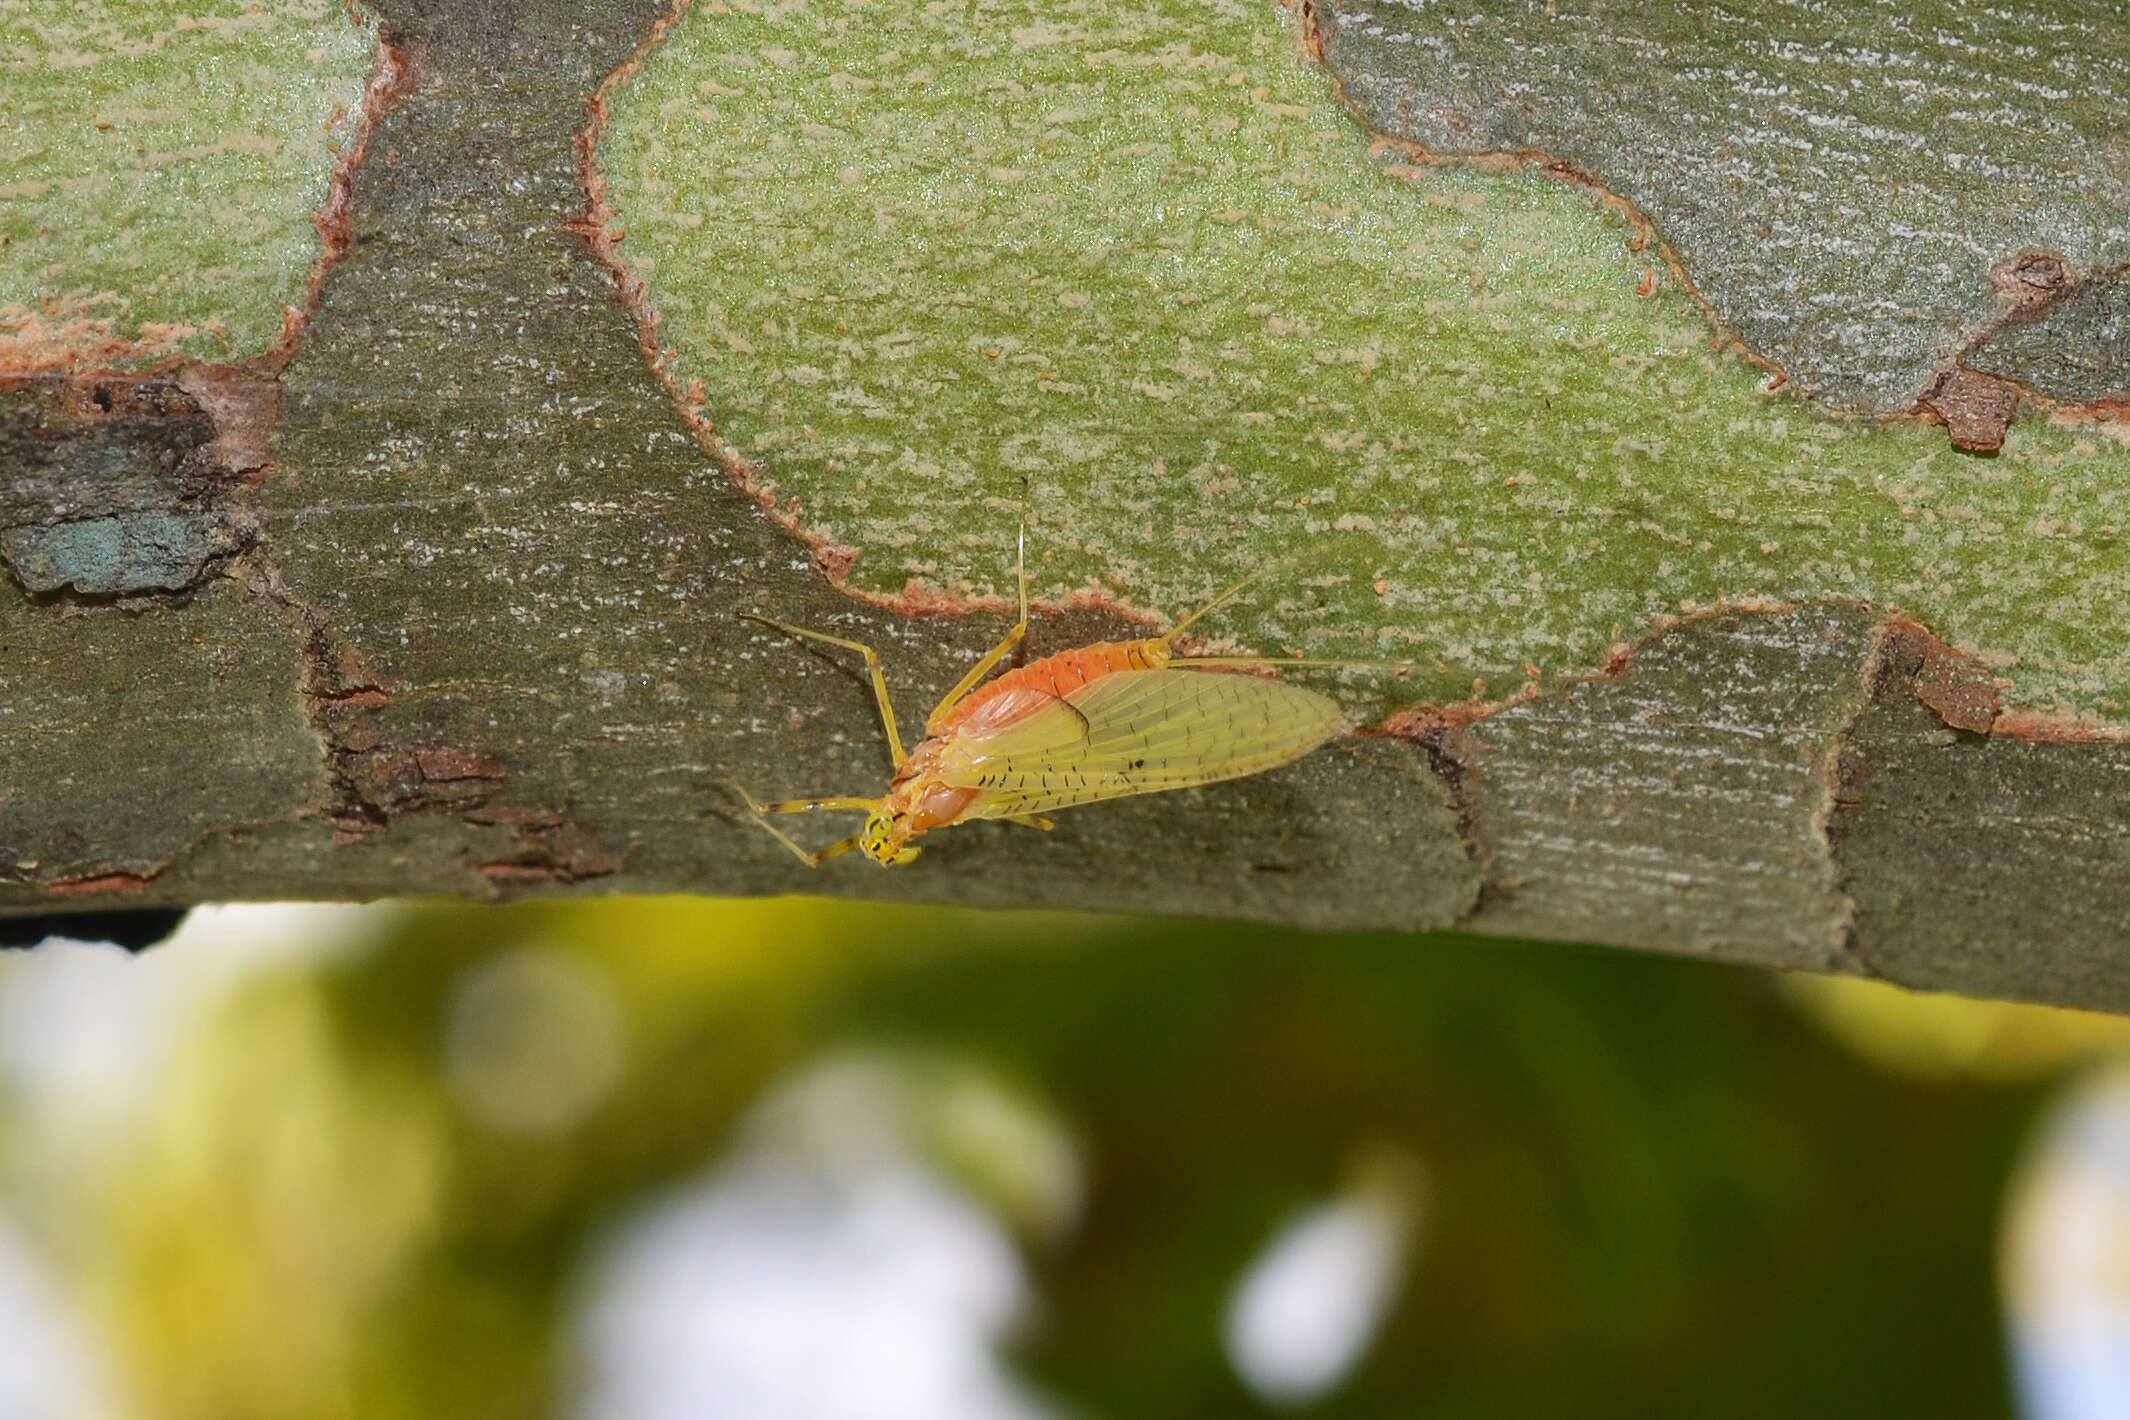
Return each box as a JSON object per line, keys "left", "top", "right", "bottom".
{"left": 752, "top": 822, "right": 864, "bottom": 867}
{"left": 1158, "top": 559, "right": 1411, "bottom": 676}
{"left": 727, "top": 782, "right": 876, "bottom": 867}
{"left": 741, "top": 793, "right": 883, "bottom": 815}
{"left": 926, "top": 521, "right": 1032, "bottom": 727}
{"left": 1157, "top": 564, "right": 1280, "bottom": 649}
{"left": 742, "top": 614, "right": 909, "bottom": 769}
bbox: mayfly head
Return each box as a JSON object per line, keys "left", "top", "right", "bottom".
{"left": 859, "top": 807, "right": 922, "bottom": 866}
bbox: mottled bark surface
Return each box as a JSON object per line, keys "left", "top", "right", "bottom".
{"left": 1313, "top": 0, "right": 2130, "bottom": 416}
{"left": 5, "top": 0, "right": 2129, "bottom": 1014}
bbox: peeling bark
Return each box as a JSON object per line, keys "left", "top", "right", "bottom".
{"left": 0, "top": 376, "right": 254, "bottom": 595}
{"left": 1917, "top": 367, "right": 2023, "bottom": 454}
{"left": 5, "top": 0, "right": 2130, "bottom": 1015}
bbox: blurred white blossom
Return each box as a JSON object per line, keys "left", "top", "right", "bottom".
{"left": 0, "top": 1215, "right": 116, "bottom": 1420}
{"left": 570, "top": 1051, "right": 1074, "bottom": 1420}
{"left": 1225, "top": 1158, "right": 1423, "bottom": 1408}
{"left": 2004, "top": 1067, "right": 2130, "bottom": 1420}
{"left": 0, "top": 905, "right": 390, "bottom": 1213}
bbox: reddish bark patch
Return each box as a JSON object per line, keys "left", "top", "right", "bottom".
{"left": 412, "top": 747, "right": 507, "bottom": 782}
{"left": 861, "top": 573, "right": 1171, "bottom": 629}
{"left": 273, "top": 589, "right": 509, "bottom": 833}
{"left": 329, "top": 741, "right": 506, "bottom": 826}
{"left": 1371, "top": 698, "right": 1503, "bottom": 739}
{"left": 1990, "top": 249, "right": 2079, "bottom": 322}
{"left": 1917, "top": 366, "right": 2021, "bottom": 453}
{"left": 462, "top": 804, "right": 565, "bottom": 828}
{"left": 881, "top": 578, "right": 1019, "bottom": 619}
{"left": 283, "top": 601, "right": 521, "bottom": 834}
{"left": 1885, "top": 620, "right": 2003, "bottom": 734}
{"left": 175, "top": 363, "right": 282, "bottom": 479}
{"left": 13, "top": 374, "right": 184, "bottom": 428}
{"left": 1291, "top": 0, "right": 1327, "bottom": 63}
{"left": 0, "top": 307, "right": 197, "bottom": 378}
{"left": 46, "top": 872, "right": 151, "bottom": 898}
{"left": 1991, "top": 709, "right": 2130, "bottom": 744}
{"left": 1867, "top": 618, "right": 2004, "bottom": 735}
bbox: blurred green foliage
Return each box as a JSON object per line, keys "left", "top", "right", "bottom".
{"left": 16, "top": 897, "right": 2111, "bottom": 1419}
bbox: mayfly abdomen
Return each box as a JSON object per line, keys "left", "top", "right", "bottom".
{"left": 936, "top": 669, "right": 1349, "bottom": 820}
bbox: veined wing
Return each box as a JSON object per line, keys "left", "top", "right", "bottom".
{"left": 933, "top": 668, "right": 1349, "bottom": 819}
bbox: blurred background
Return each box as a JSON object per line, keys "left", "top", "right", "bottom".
{"left": 0, "top": 897, "right": 2126, "bottom": 1420}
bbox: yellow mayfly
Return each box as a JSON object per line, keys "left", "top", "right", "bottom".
{"left": 734, "top": 536, "right": 1387, "bottom": 867}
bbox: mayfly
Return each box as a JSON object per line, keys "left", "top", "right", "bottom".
{"left": 734, "top": 534, "right": 1398, "bottom": 867}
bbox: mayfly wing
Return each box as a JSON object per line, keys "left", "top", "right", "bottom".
{"left": 933, "top": 668, "right": 1349, "bottom": 819}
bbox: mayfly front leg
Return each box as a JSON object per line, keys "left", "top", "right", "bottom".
{"left": 739, "top": 615, "right": 909, "bottom": 769}
{"left": 728, "top": 783, "right": 877, "bottom": 867}
{"left": 731, "top": 614, "right": 909, "bottom": 866}
{"left": 924, "top": 522, "right": 1032, "bottom": 731}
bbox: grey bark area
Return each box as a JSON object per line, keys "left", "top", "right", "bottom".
{"left": 1969, "top": 271, "right": 2130, "bottom": 405}
{"left": 1833, "top": 644, "right": 2130, "bottom": 1010}
{"left": 1311, "top": 0, "right": 2130, "bottom": 417}
{"left": 1457, "top": 608, "right": 1874, "bottom": 973}
{"left": 5, "top": 0, "right": 2130, "bottom": 1013}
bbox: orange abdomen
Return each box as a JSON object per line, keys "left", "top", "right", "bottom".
{"left": 930, "top": 640, "right": 1165, "bottom": 739}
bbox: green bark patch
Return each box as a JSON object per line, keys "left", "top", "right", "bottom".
{"left": 593, "top": 0, "right": 2130, "bottom": 723}
{"left": 0, "top": 0, "right": 374, "bottom": 371}
{"left": 1313, "top": 0, "right": 2130, "bottom": 415}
